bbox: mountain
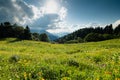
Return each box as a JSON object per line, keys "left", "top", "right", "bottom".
{"left": 56, "top": 24, "right": 120, "bottom": 43}
{"left": 53, "top": 32, "right": 70, "bottom": 37}
{"left": 39, "top": 30, "right": 59, "bottom": 41}
{"left": 31, "top": 29, "right": 59, "bottom": 41}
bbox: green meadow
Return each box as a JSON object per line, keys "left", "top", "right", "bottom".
{"left": 0, "top": 38, "right": 120, "bottom": 80}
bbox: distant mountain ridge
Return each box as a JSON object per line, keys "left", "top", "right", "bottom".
{"left": 31, "top": 29, "right": 59, "bottom": 41}
{"left": 56, "top": 24, "right": 120, "bottom": 43}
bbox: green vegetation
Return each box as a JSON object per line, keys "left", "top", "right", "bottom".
{"left": 56, "top": 24, "right": 120, "bottom": 43}
{"left": 0, "top": 38, "right": 120, "bottom": 80}
{"left": 0, "top": 22, "right": 50, "bottom": 42}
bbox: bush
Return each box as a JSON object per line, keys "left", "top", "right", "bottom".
{"left": 41, "top": 66, "right": 59, "bottom": 79}
{"left": 67, "top": 59, "right": 79, "bottom": 67}
{"left": 93, "top": 56, "right": 103, "bottom": 63}
{"left": 9, "top": 55, "right": 20, "bottom": 63}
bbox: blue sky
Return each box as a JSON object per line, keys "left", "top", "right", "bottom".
{"left": 0, "top": 0, "right": 120, "bottom": 36}
{"left": 67, "top": 0, "right": 120, "bottom": 25}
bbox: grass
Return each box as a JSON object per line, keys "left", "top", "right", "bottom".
{"left": 0, "top": 38, "right": 120, "bottom": 80}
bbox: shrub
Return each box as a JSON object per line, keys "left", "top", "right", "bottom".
{"left": 41, "top": 66, "right": 59, "bottom": 79}
{"left": 9, "top": 55, "right": 20, "bottom": 63}
{"left": 93, "top": 56, "right": 103, "bottom": 63}
{"left": 67, "top": 59, "right": 79, "bottom": 67}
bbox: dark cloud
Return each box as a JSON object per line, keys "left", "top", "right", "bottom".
{"left": 31, "top": 14, "right": 59, "bottom": 30}
{"left": 0, "top": 0, "right": 35, "bottom": 24}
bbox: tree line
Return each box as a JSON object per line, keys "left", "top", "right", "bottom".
{"left": 56, "top": 24, "right": 120, "bottom": 43}
{"left": 0, "top": 22, "right": 49, "bottom": 42}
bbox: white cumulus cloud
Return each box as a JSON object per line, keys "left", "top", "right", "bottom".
{"left": 113, "top": 19, "right": 120, "bottom": 28}
{"left": 0, "top": 0, "right": 71, "bottom": 36}
{"left": 0, "top": 0, "right": 43, "bottom": 25}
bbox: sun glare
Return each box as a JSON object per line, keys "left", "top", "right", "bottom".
{"left": 44, "top": 0, "right": 59, "bottom": 14}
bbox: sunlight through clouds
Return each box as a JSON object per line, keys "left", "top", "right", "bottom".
{"left": 44, "top": 0, "right": 59, "bottom": 14}
{"left": 0, "top": 0, "right": 70, "bottom": 35}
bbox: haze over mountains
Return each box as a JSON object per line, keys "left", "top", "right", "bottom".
{"left": 31, "top": 29, "right": 59, "bottom": 41}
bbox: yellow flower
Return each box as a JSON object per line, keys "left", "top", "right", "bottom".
{"left": 111, "top": 61, "right": 115, "bottom": 64}
{"left": 15, "top": 74, "right": 19, "bottom": 78}
{"left": 41, "top": 78, "right": 45, "bottom": 80}
{"left": 114, "top": 69, "right": 118, "bottom": 73}
{"left": 96, "top": 78, "right": 99, "bottom": 80}
{"left": 67, "top": 70, "right": 71, "bottom": 74}
{"left": 24, "top": 72, "right": 27, "bottom": 79}
{"left": 115, "top": 78, "right": 120, "bottom": 80}
{"left": 24, "top": 59, "right": 27, "bottom": 63}
{"left": 38, "top": 72, "right": 42, "bottom": 75}
{"left": 61, "top": 77, "right": 71, "bottom": 80}
{"left": 28, "top": 73, "right": 31, "bottom": 77}
{"left": 104, "top": 71, "right": 112, "bottom": 75}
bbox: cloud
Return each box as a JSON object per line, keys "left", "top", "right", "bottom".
{"left": 0, "top": 0, "right": 67, "bottom": 25}
{"left": 85, "top": 23, "right": 101, "bottom": 28}
{"left": 0, "top": 0, "right": 69, "bottom": 36}
{"left": 30, "top": 0, "right": 68, "bottom": 32}
{"left": 47, "top": 22, "right": 104, "bottom": 36}
{"left": 0, "top": 0, "right": 42, "bottom": 25}
{"left": 47, "top": 21, "right": 81, "bottom": 36}
{"left": 31, "top": 14, "right": 59, "bottom": 30}
{"left": 59, "top": 7, "right": 67, "bottom": 20}
{"left": 113, "top": 20, "right": 120, "bottom": 28}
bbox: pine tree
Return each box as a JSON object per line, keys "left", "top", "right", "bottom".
{"left": 23, "top": 26, "right": 31, "bottom": 40}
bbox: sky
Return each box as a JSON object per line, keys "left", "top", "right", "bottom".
{"left": 0, "top": 0, "right": 120, "bottom": 37}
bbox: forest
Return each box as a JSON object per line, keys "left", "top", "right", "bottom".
{"left": 0, "top": 22, "right": 49, "bottom": 42}
{"left": 56, "top": 24, "right": 120, "bottom": 43}
{"left": 0, "top": 22, "right": 120, "bottom": 43}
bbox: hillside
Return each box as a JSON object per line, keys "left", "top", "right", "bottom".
{"left": 56, "top": 24, "right": 120, "bottom": 43}
{"left": 0, "top": 38, "right": 120, "bottom": 80}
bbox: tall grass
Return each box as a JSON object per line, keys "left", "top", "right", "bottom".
{"left": 0, "top": 38, "right": 120, "bottom": 80}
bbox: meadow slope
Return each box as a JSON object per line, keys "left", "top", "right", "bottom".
{"left": 0, "top": 38, "right": 120, "bottom": 80}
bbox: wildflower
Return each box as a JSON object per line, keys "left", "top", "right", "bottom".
{"left": 28, "top": 73, "right": 31, "bottom": 78}
{"left": 24, "top": 59, "right": 27, "bottom": 63}
{"left": 67, "top": 70, "right": 72, "bottom": 75}
{"left": 105, "top": 71, "right": 112, "bottom": 75}
{"left": 38, "top": 72, "right": 42, "bottom": 75}
{"left": 24, "top": 72, "right": 27, "bottom": 79}
{"left": 61, "top": 77, "right": 71, "bottom": 80}
{"left": 96, "top": 78, "right": 99, "bottom": 80}
{"left": 18, "top": 60, "right": 21, "bottom": 63}
{"left": 115, "top": 78, "right": 120, "bottom": 80}
{"left": 40, "top": 78, "right": 45, "bottom": 80}
{"left": 15, "top": 74, "right": 19, "bottom": 78}
{"left": 114, "top": 69, "right": 118, "bottom": 73}
{"left": 111, "top": 61, "right": 115, "bottom": 64}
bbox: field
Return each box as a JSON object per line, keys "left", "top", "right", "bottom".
{"left": 0, "top": 38, "right": 120, "bottom": 80}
